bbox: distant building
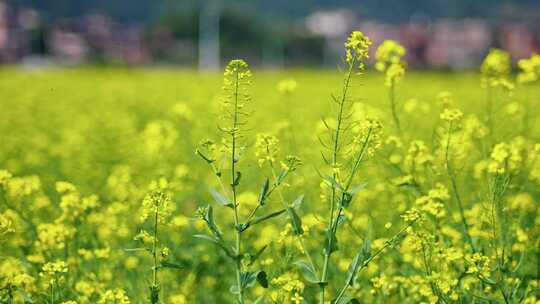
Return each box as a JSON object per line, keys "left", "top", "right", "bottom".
{"left": 305, "top": 9, "right": 357, "bottom": 65}
{"left": 49, "top": 27, "right": 89, "bottom": 64}
{"left": 501, "top": 23, "right": 536, "bottom": 59}
{"left": 426, "top": 19, "right": 491, "bottom": 69}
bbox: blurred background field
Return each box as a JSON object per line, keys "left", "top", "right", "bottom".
{"left": 1, "top": 65, "right": 539, "bottom": 302}
{"left": 0, "top": 68, "right": 490, "bottom": 188}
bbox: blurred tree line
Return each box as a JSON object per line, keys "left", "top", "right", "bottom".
{"left": 6, "top": 0, "right": 540, "bottom": 66}
{"left": 11, "top": 0, "right": 540, "bottom": 23}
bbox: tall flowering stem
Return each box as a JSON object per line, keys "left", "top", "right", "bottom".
{"left": 440, "top": 108, "right": 475, "bottom": 252}
{"left": 375, "top": 40, "right": 406, "bottom": 134}
{"left": 224, "top": 60, "right": 251, "bottom": 304}
{"left": 196, "top": 60, "right": 303, "bottom": 303}
{"left": 517, "top": 54, "right": 540, "bottom": 136}
{"left": 137, "top": 188, "right": 173, "bottom": 304}
{"left": 319, "top": 31, "right": 372, "bottom": 304}
{"left": 480, "top": 48, "right": 512, "bottom": 140}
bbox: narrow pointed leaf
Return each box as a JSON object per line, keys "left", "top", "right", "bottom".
{"left": 246, "top": 209, "right": 286, "bottom": 229}
{"left": 208, "top": 187, "right": 233, "bottom": 208}
{"left": 160, "top": 261, "right": 183, "bottom": 270}
{"left": 349, "top": 182, "right": 368, "bottom": 194}
{"left": 340, "top": 192, "right": 353, "bottom": 208}
{"left": 287, "top": 207, "right": 303, "bottom": 235}
{"left": 276, "top": 170, "right": 288, "bottom": 184}
{"left": 292, "top": 194, "right": 304, "bottom": 209}
{"left": 323, "top": 229, "right": 339, "bottom": 255}
{"left": 204, "top": 205, "right": 222, "bottom": 239}
{"left": 324, "top": 175, "right": 344, "bottom": 191}
{"left": 193, "top": 234, "right": 235, "bottom": 259}
{"left": 237, "top": 270, "right": 268, "bottom": 290}
{"left": 332, "top": 296, "right": 360, "bottom": 304}
{"left": 233, "top": 171, "right": 242, "bottom": 186}
{"left": 336, "top": 214, "right": 347, "bottom": 227}
{"left": 249, "top": 245, "right": 268, "bottom": 265}
{"left": 294, "top": 260, "right": 319, "bottom": 283}
{"left": 345, "top": 236, "right": 371, "bottom": 286}
{"left": 195, "top": 149, "right": 214, "bottom": 164}
{"left": 258, "top": 178, "right": 270, "bottom": 205}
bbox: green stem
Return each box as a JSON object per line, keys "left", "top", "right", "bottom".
{"left": 489, "top": 176, "right": 501, "bottom": 269}
{"left": 299, "top": 237, "right": 318, "bottom": 276}
{"left": 270, "top": 167, "right": 318, "bottom": 276}
{"left": 522, "top": 86, "right": 530, "bottom": 136}
{"left": 319, "top": 58, "right": 355, "bottom": 304}
{"left": 486, "top": 85, "right": 494, "bottom": 144}
{"left": 50, "top": 282, "right": 54, "bottom": 304}
{"left": 497, "top": 282, "right": 510, "bottom": 304}
{"left": 536, "top": 238, "right": 540, "bottom": 298}
{"left": 153, "top": 211, "right": 158, "bottom": 285}
{"left": 323, "top": 126, "right": 372, "bottom": 301}
{"left": 231, "top": 71, "right": 244, "bottom": 304}
{"left": 333, "top": 220, "right": 416, "bottom": 303}
{"left": 389, "top": 79, "right": 401, "bottom": 134}
{"left": 444, "top": 123, "right": 475, "bottom": 252}
{"left": 151, "top": 209, "right": 159, "bottom": 304}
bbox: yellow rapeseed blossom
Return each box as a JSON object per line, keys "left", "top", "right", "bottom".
{"left": 517, "top": 53, "right": 540, "bottom": 84}
{"left": 140, "top": 189, "right": 173, "bottom": 224}
{"left": 375, "top": 40, "right": 407, "bottom": 86}
{"left": 344, "top": 31, "right": 372, "bottom": 70}
{"left": 0, "top": 212, "right": 14, "bottom": 235}
{"left": 0, "top": 169, "right": 12, "bottom": 186}
{"left": 277, "top": 78, "right": 298, "bottom": 95}
{"left": 440, "top": 108, "right": 463, "bottom": 122}
{"left": 98, "top": 288, "right": 131, "bottom": 304}
{"left": 40, "top": 260, "right": 68, "bottom": 287}
{"left": 255, "top": 133, "right": 279, "bottom": 167}
{"left": 481, "top": 48, "right": 512, "bottom": 88}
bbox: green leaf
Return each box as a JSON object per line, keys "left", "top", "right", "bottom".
{"left": 256, "top": 271, "right": 268, "bottom": 288}
{"left": 324, "top": 175, "right": 344, "bottom": 191}
{"left": 276, "top": 170, "right": 288, "bottom": 184}
{"left": 231, "top": 270, "right": 268, "bottom": 294}
{"left": 193, "top": 234, "right": 216, "bottom": 243}
{"left": 332, "top": 296, "right": 360, "bottom": 304}
{"left": 287, "top": 207, "right": 304, "bottom": 235}
{"left": 294, "top": 260, "right": 319, "bottom": 283}
{"left": 204, "top": 205, "right": 222, "bottom": 239}
{"left": 195, "top": 149, "right": 214, "bottom": 164}
{"left": 159, "top": 261, "right": 183, "bottom": 270}
{"left": 193, "top": 234, "right": 235, "bottom": 259}
{"left": 233, "top": 171, "right": 242, "bottom": 186}
{"left": 340, "top": 183, "right": 367, "bottom": 208}
{"left": 248, "top": 245, "right": 268, "bottom": 266}
{"left": 336, "top": 214, "right": 347, "bottom": 227}
{"left": 478, "top": 275, "right": 498, "bottom": 285}
{"left": 340, "top": 182, "right": 367, "bottom": 208}
{"left": 258, "top": 178, "right": 270, "bottom": 205}
{"left": 208, "top": 187, "right": 233, "bottom": 208}
{"left": 292, "top": 194, "right": 304, "bottom": 209}
{"left": 339, "top": 192, "right": 353, "bottom": 208}
{"left": 123, "top": 247, "right": 147, "bottom": 252}
{"left": 345, "top": 235, "right": 371, "bottom": 286}
{"left": 349, "top": 182, "right": 368, "bottom": 195}
{"left": 229, "top": 284, "right": 240, "bottom": 294}
{"left": 323, "top": 228, "right": 339, "bottom": 256}
{"left": 243, "top": 209, "right": 286, "bottom": 231}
